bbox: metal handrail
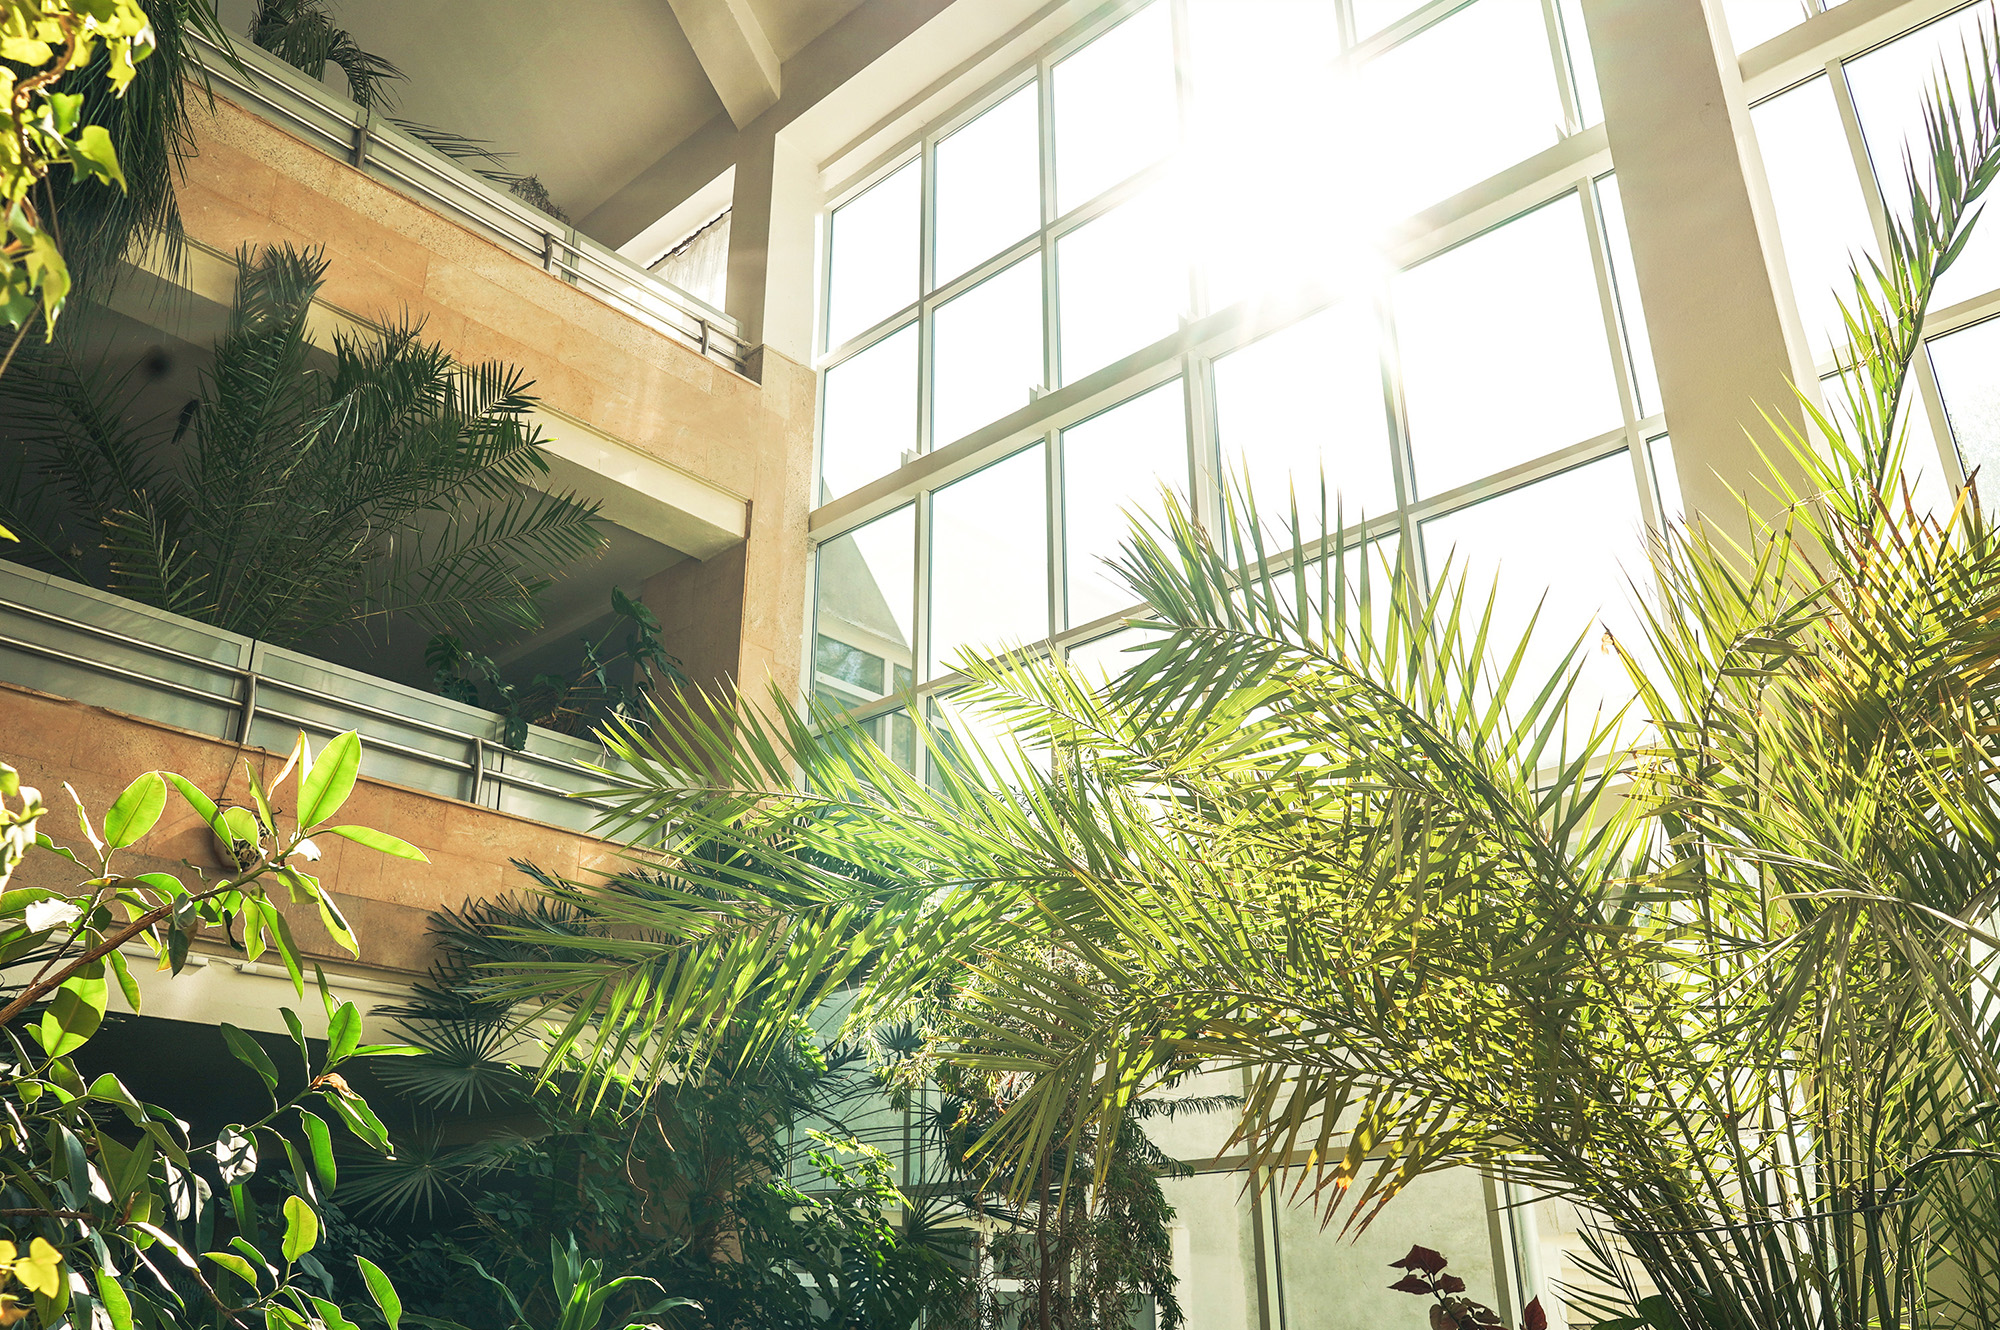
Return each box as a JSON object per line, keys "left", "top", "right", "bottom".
{"left": 0, "top": 577, "right": 625, "bottom": 823}
{"left": 185, "top": 31, "right": 748, "bottom": 374}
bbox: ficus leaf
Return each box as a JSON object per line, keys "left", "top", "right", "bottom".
{"left": 296, "top": 732, "right": 361, "bottom": 829}
{"left": 281, "top": 1195, "right": 319, "bottom": 1262}
{"left": 101, "top": 772, "right": 165, "bottom": 849}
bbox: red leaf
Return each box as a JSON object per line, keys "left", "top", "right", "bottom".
{"left": 1389, "top": 1244, "right": 1450, "bottom": 1275}
{"left": 1438, "top": 1274, "right": 1467, "bottom": 1293}
{"left": 1522, "top": 1297, "right": 1548, "bottom": 1330}
{"left": 1389, "top": 1274, "right": 1436, "bottom": 1295}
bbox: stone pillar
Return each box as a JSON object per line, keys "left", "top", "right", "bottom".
{"left": 1582, "top": 0, "right": 1821, "bottom": 533}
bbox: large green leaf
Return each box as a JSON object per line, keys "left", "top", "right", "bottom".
{"left": 280, "top": 1195, "right": 319, "bottom": 1262}
{"left": 296, "top": 732, "right": 360, "bottom": 829}
{"left": 100, "top": 771, "right": 165, "bottom": 849}
{"left": 35, "top": 965, "right": 108, "bottom": 1056}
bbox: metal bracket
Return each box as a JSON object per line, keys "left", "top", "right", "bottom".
{"left": 237, "top": 671, "right": 260, "bottom": 745}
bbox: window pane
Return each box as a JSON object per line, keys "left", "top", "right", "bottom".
{"left": 1053, "top": 3, "right": 1178, "bottom": 215}
{"left": 1213, "top": 302, "right": 1397, "bottom": 525}
{"left": 815, "top": 635, "right": 886, "bottom": 692}
{"left": 1818, "top": 366, "right": 1953, "bottom": 518}
{"left": 1718, "top": 0, "right": 1813, "bottom": 51}
{"left": 1351, "top": 0, "right": 1424, "bottom": 39}
{"left": 815, "top": 506, "right": 915, "bottom": 720}
{"left": 1926, "top": 316, "right": 2000, "bottom": 489}
{"left": 820, "top": 323, "right": 918, "bottom": 503}
{"left": 1057, "top": 188, "right": 1186, "bottom": 383}
{"left": 1395, "top": 195, "right": 1623, "bottom": 496}
{"left": 936, "top": 82, "right": 1042, "bottom": 286}
{"left": 1187, "top": 0, "right": 1347, "bottom": 311}
{"left": 1350, "top": 1, "right": 1566, "bottom": 224}
{"left": 1556, "top": 0, "right": 1601, "bottom": 127}
{"left": 1648, "top": 435, "right": 1683, "bottom": 526}
{"left": 1750, "top": 76, "right": 1877, "bottom": 357}
{"left": 1845, "top": 7, "right": 2000, "bottom": 309}
{"left": 1593, "top": 174, "right": 1660, "bottom": 417}
{"left": 933, "top": 253, "right": 1045, "bottom": 449}
{"left": 1418, "top": 453, "right": 1645, "bottom": 714}
{"left": 929, "top": 691, "right": 1050, "bottom": 784}
{"left": 1062, "top": 380, "right": 1189, "bottom": 626}
{"left": 826, "top": 159, "right": 920, "bottom": 350}
{"left": 930, "top": 445, "right": 1049, "bottom": 674}
{"left": 1064, "top": 626, "right": 1164, "bottom": 683}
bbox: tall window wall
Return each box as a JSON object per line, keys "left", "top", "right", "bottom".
{"left": 1746, "top": 0, "right": 2000, "bottom": 505}
{"left": 810, "top": 0, "right": 1679, "bottom": 760}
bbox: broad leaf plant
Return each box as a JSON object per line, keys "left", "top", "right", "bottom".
{"left": 2, "top": 0, "right": 154, "bottom": 347}
{"left": 0, "top": 729, "right": 422, "bottom": 1330}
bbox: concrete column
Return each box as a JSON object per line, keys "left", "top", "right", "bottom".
{"left": 726, "top": 126, "right": 823, "bottom": 365}
{"left": 641, "top": 347, "right": 816, "bottom": 733}
{"left": 1582, "top": 0, "right": 1820, "bottom": 532}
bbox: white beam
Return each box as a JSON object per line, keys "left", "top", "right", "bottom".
{"left": 525, "top": 406, "right": 749, "bottom": 560}
{"left": 667, "top": 0, "right": 783, "bottom": 129}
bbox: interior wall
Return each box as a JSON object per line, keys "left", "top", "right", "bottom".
{"left": 157, "top": 92, "right": 815, "bottom": 704}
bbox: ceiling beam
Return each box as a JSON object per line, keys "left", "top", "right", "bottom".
{"left": 667, "top": 0, "right": 783, "bottom": 129}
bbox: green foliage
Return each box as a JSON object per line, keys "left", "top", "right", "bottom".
{"left": 325, "top": 891, "right": 967, "bottom": 1330}
{"left": 1, "top": 0, "right": 156, "bottom": 338}
{"left": 247, "top": 0, "right": 400, "bottom": 111}
{"left": 0, "top": 243, "right": 607, "bottom": 649}
{"left": 426, "top": 588, "right": 686, "bottom": 748}
{"left": 462, "top": 20, "right": 2000, "bottom": 1330}
{"left": 41, "top": 0, "right": 239, "bottom": 318}
{"left": 0, "top": 729, "right": 422, "bottom": 1330}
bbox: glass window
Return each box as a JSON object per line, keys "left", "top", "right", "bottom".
{"left": 1750, "top": 76, "right": 1877, "bottom": 358}
{"left": 816, "top": 635, "right": 886, "bottom": 692}
{"left": 1351, "top": 0, "right": 1425, "bottom": 40}
{"left": 1844, "top": 7, "right": 2000, "bottom": 309}
{"left": 1186, "top": 0, "right": 1346, "bottom": 312}
{"left": 1719, "top": 0, "right": 1814, "bottom": 52}
{"left": 814, "top": 506, "right": 916, "bottom": 719}
{"left": 1648, "top": 435, "right": 1683, "bottom": 527}
{"left": 820, "top": 323, "right": 918, "bottom": 503}
{"left": 1057, "top": 188, "right": 1186, "bottom": 384}
{"left": 935, "top": 82, "right": 1042, "bottom": 287}
{"left": 1418, "top": 452, "right": 1646, "bottom": 714}
{"left": 1925, "top": 316, "right": 2000, "bottom": 490}
{"left": 1350, "top": 1, "right": 1566, "bottom": 224}
{"left": 1064, "top": 626, "right": 1164, "bottom": 683}
{"left": 1818, "top": 367, "right": 1954, "bottom": 518}
{"left": 1272, "top": 536, "right": 1403, "bottom": 650}
{"left": 1395, "top": 195, "right": 1624, "bottom": 497}
{"left": 1593, "top": 174, "right": 1661, "bottom": 418}
{"left": 929, "top": 445, "right": 1049, "bottom": 675}
{"left": 826, "top": 159, "right": 920, "bottom": 351}
{"left": 1052, "top": 3, "right": 1178, "bottom": 215}
{"left": 1062, "top": 379, "right": 1189, "bottom": 627}
{"left": 1556, "top": 0, "right": 1601, "bottom": 128}
{"left": 932, "top": 253, "right": 1045, "bottom": 449}
{"left": 929, "top": 690, "right": 1050, "bottom": 784}
{"left": 1212, "top": 301, "right": 1398, "bottom": 528}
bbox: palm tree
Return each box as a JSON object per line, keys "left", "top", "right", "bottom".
{"left": 465, "top": 27, "right": 2000, "bottom": 1330}
{"left": 0, "top": 243, "right": 605, "bottom": 649}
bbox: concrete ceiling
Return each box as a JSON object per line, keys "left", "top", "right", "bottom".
{"left": 323, "top": 0, "right": 722, "bottom": 221}
{"left": 218, "top": 0, "right": 868, "bottom": 233}
{"left": 749, "top": 0, "right": 867, "bottom": 61}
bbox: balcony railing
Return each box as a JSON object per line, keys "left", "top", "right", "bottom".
{"left": 0, "top": 561, "right": 629, "bottom": 836}
{"left": 187, "top": 31, "right": 749, "bottom": 375}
